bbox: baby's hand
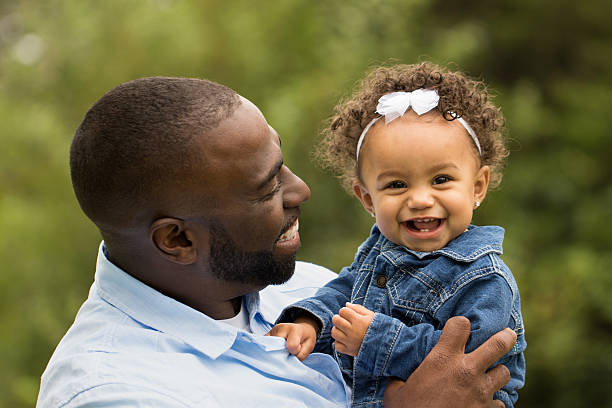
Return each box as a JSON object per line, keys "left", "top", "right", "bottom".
{"left": 266, "top": 316, "right": 319, "bottom": 361}
{"left": 331, "top": 303, "right": 374, "bottom": 357}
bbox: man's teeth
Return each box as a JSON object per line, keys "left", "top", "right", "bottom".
{"left": 278, "top": 220, "right": 299, "bottom": 242}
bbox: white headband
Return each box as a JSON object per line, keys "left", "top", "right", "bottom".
{"left": 355, "top": 89, "right": 482, "bottom": 161}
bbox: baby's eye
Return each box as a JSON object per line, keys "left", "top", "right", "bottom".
{"left": 433, "top": 175, "right": 452, "bottom": 185}
{"left": 386, "top": 180, "right": 407, "bottom": 189}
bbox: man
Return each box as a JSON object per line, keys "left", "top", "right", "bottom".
{"left": 37, "top": 77, "right": 516, "bottom": 407}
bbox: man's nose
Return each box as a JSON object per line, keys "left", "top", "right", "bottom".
{"left": 282, "top": 166, "right": 311, "bottom": 208}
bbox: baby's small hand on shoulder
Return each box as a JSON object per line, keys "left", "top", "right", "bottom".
{"left": 266, "top": 318, "right": 319, "bottom": 361}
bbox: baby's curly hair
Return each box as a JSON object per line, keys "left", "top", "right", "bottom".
{"left": 315, "top": 62, "right": 508, "bottom": 192}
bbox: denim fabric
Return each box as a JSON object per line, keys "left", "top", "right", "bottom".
{"left": 278, "top": 225, "right": 526, "bottom": 408}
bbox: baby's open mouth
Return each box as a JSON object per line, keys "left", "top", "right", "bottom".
{"left": 406, "top": 218, "right": 441, "bottom": 232}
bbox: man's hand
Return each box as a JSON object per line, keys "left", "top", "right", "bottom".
{"left": 266, "top": 316, "right": 319, "bottom": 361}
{"left": 331, "top": 303, "right": 374, "bottom": 356}
{"left": 383, "top": 316, "right": 517, "bottom": 408}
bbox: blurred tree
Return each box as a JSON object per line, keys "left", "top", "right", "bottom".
{"left": 0, "top": 0, "right": 610, "bottom": 406}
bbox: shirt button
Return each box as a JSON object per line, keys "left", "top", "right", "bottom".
{"left": 376, "top": 275, "right": 387, "bottom": 288}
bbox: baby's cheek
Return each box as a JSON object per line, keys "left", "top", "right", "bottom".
{"left": 373, "top": 201, "right": 400, "bottom": 232}
{"left": 374, "top": 218, "right": 400, "bottom": 246}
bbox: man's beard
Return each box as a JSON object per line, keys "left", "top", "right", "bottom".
{"left": 209, "top": 222, "right": 296, "bottom": 286}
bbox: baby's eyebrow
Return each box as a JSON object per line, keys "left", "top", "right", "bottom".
{"left": 428, "top": 162, "right": 459, "bottom": 172}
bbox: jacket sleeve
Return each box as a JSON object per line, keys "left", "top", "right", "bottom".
{"left": 354, "top": 269, "right": 525, "bottom": 407}
{"left": 275, "top": 264, "right": 360, "bottom": 355}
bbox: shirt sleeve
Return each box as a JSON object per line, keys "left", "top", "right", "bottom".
{"left": 59, "top": 382, "right": 210, "bottom": 407}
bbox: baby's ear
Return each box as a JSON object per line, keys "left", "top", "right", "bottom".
{"left": 474, "top": 165, "right": 491, "bottom": 204}
{"left": 352, "top": 180, "right": 375, "bottom": 216}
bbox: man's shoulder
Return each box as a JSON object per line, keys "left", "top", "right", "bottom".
{"left": 267, "top": 261, "right": 336, "bottom": 293}
{"left": 258, "top": 261, "right": 337, "bottom": 322}
{"left": 294, "top": 261, "right": 338, "bottom": 284}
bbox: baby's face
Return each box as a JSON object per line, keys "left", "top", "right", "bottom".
{"left": 354, "top": 111, "right": 489, "bottom": 252}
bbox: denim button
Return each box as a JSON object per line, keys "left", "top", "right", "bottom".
{"left": 376, "top": 275, "right": 387, "bottom": 288}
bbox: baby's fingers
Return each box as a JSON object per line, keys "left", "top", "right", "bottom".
{"left": 295, "top": 338, "right": 315, "bottom": 361}
{"left": 266, "top": 323, "right": 290, "bottom": 339}
{"left": 338, "top": 306, "right": 360, "bottom": 322}
{"left": 334, "top": 339, "right": 358, "bottom": 357}
{"left": 332, "top": 313, "right": 351, "bottom": 332}
{"left": 331, "top": 325, "right": 348, "bottom": 343}
{"left": 285, "top": 331, "right": 304, "bottom": 356}
{"left": 334, "top": 340, "right": 349, "bottom": 355}
{"left": 345, "top": 302, "right": 374, "bottom": 317}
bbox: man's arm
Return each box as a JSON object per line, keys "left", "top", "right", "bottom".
{"left": 383, "top": 316, "right": 516, "bottom": 408}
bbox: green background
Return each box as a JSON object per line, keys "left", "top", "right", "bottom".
{"left": 1, "top": 1, "right": 611, "bottom": 406}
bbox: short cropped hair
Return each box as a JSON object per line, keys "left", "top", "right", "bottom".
{"left": 316, "top": 62, "right": 508, "bottom": 192}
{"left": 70, "top": 77, "right": 241, "bottom": 229}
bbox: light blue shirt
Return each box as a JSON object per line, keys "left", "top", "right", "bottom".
{"left": 37, "top": 243, "right": 350, "bottom": 407}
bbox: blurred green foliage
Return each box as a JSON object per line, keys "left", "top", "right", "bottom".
{"left": 1, "top": 0, "right": 611, "bottom": 406}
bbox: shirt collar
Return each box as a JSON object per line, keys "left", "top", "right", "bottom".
{"left": 94, "top": 242, "right": 256, "bottom": 359}
{"left": 376, "top": 224, "right": 504, "bottom": 262}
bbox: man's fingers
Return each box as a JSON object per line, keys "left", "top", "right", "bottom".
{"left": 435, "top": 316, "right": 471, "bottom": 354}
{"left": 382, "top": 378, "right": 403, "bottom": 407}
{"left": 469, "top": 328, "right": 517, "bottom": 371}
{"left": 385, "top": 378, "right": 403, "bottom": 392}
{"left": 492, "top": 399, "right": 506, "bottom": 408}
{"left": 486, "top": 363, "right": 512, "bottom": 394}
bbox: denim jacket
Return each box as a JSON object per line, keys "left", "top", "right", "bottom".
{"left": 278, "top": 225, "right": 526, "bottom": 408}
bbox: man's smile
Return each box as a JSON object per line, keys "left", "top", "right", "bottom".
{"left": 273, "top": 217, "right": 301, "bottom": 255}
{"left": 277, "top": 218, "right": 299, "bottom": 243}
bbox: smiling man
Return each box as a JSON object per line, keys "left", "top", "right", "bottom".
{"left": 36, "top": 77, "right": 515, "bottom": 407}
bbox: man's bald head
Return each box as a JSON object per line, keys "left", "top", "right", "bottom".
{"left": 70, "top": 77, "right": 241, "bottom": 232}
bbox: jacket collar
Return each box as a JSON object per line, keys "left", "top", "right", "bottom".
{"left": 375, "top": 224, "right": 504, "bottom": 262}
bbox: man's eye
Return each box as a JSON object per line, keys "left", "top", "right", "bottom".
{"left": 386, "top": 181, "right": 407, "bottom": 189}
{"left": 433, "top": 175, "right": 451, "bottom": 185}
{"left": 261, "top": 180, "right": 282, "bottom": 201}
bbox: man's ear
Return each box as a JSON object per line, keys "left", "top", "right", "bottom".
{"left": 352, "top": 180, "right": 375, "bottom": 216}
{"left": 474, "top": 165, "right": 491, "bottom": 206}
{"left": 149, "top": 218, "right": 199, "bottom": 265}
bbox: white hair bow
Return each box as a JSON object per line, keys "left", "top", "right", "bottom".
{"left": 377, "top": 89, "right": 440, "bottom": 122}
{"left": 355, "top": 89, "right": 481, "bottom": 160}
